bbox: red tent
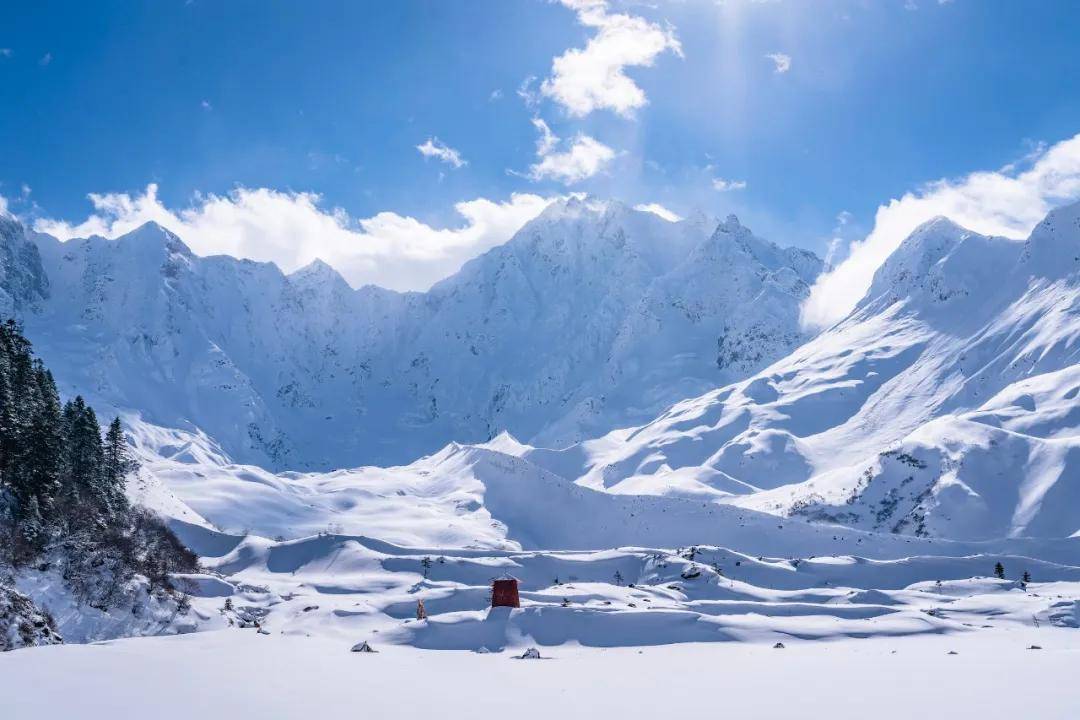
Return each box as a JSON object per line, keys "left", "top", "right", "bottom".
{"left": 491, "top": 576, "right": 520, "bottom": 608}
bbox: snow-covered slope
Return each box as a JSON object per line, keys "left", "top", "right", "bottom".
{"left": 513, "top": 201, "right": 1080, "bottom": 541}
{"left": 9, "top": 199, "right": 820, "bottom": 470}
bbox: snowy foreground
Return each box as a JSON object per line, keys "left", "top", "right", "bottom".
{"left": 5, "top": 629, "right": 1079, "bottom": 719}
{"left": 9, "top": 523, "right": 1080, "bottom": 718}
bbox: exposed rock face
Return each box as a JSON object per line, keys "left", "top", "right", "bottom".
{"left": 0, "top": 216, "right": 49, "bottom": 317}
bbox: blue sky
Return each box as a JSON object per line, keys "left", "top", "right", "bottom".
{"left": 2, "top": 0, "right": 1080, "bottom": 307}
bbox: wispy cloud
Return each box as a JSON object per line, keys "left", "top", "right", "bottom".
{"left": 821, "top": 210, "right": 855, "bottom": 270}
{"left": 517, "top": 76, "right": 541, "bottom": 108}
{"left": 802, "top": 133, "right": 1080, "bottom": 328}
{"left": 765, "top": 52, "right": 791, "bottom": 74}
{"left": 0, "top": 49, "right": 12, "bottom": 59}
{"left": 541, "top": 0, "right": 682, "bottom": 118}
{"left": 712, "top": 177, "right": 747, "bottom": 192}
{"left": 525, "top": 118, "right": 615, "bottom": 185}
{"left": 416, "top": 137, "right": 467, "bottom": 169}
{"left": 33, "top": 184, "right": 556, "bottom": 291}
{"left": 39, "top": 52, "right": 52, "bottom": 66}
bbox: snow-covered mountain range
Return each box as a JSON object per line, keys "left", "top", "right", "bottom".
{"left": 515, "top": 201, "right": 1080, "bottom": 542}
{"left": 2, "top": 198, "right": 1079, "bottom": 548}
{"left": 0, "top": 199, "right": 821, "bottom": 471}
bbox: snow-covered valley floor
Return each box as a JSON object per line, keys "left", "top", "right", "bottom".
{"left": 9, "top": 522, "right": 1080, "bottom": 719}
{"left": 6, "top": 629, "right": 1079, "bottom": 719}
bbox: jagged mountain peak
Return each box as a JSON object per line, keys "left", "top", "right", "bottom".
{"left": 705, "top": 215, "right": 760, "bottom": 257}
{"left": 111, "top": 221, "right": 192, "bottom": 254}
{"left": 860, "top": 215, "right": 1028, "bottom": 316}
{"left": 719, "top": 213, "right": 744, "bottom": 233}
{"left": 461, "top": 196, "right": 707, "bottom": 288}
{"left": 533, "top": 194, "right": 602, "bottom": 223}
{"left": 123, "top": 219, "right": 171, "bottom": 237}
{"left": 863, "top": 198, "right": 1080, "bottom": 312}
{"left": 288, "top": 257, "right": 350, "bottom": 289}
{"left": 864, "top": 216, "right": 980, "bottom": 298}
{"left": 529, "top": 196, "right": 665, "bottom": 237}
{"left": 526, "top": 200, "right": 1080, "bottom": 542}
{"left": 2, "top": 195, "right": 827, "bottom": 470}
{"left": 693, "top": 213, "right": 821, "bottom": 286}
{"left": 853, "top": 200, "right": 1080, "bottom": 323}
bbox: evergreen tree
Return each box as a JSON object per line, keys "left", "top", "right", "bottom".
{"left": 0, "top": 320, "right": 198, "bottom": 607}
{"left": 102, "top": 417, "right": 135, "bottom": 516}
{"left": 994, "top": 562, "right": 1005, "bottom": 579}
{"left": 0, "top": 362, "right": 16, "bottom": 492}
{"left": 18, "top": 495, "right": 46, "bottom": 558}
{"left": 61, "top": 396, "right": 108, "bottom": 522}
{"left": 19, "top": 365, "right": 63, "bottom": 524}
{"left": 1022, "top": 570, "right": 1031, "bottom": 585}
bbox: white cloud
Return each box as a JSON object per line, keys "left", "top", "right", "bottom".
{"left": 712, "top": 177, "right": 747, "bottom": 192}
{"left": 634, "top": 203, "right": 682, "bottom": 222}
{"left": 765, "top": 52, "right": 791, "bottom": 74}
{"left": 517, "top": 76, "right": 541, "bottom": 108}
{"left": 541, "top": 0, "right": 682, "bottom": 118}
{"left": 201, "top": 99, "right": 212, "bottom": 110}
{"left": 0, "top": 195, "right": 9, "bottom": 217}
{"left": 526, "top": 118, "right": 615, "bottom": 185}
{"left": 33, "top": 184, "right": 555, "bottom": 291}
{"left": 489, "top": 89, "right": 503, "bottom": 102}
{"left": 801, "top": 133, "right": 1080, "bottom": 329}
{"left": 820, "top": 210, "right": 855, "bottom": 271}
{"left": 416, "top": 137, "right": 467, "bottom": 169}
{"left": 532, "top": 117, "right": 559, "bottom": 157}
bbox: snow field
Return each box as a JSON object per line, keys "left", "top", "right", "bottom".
{"left": 5, "top": 628, "right": 1080, "bottom": 719}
